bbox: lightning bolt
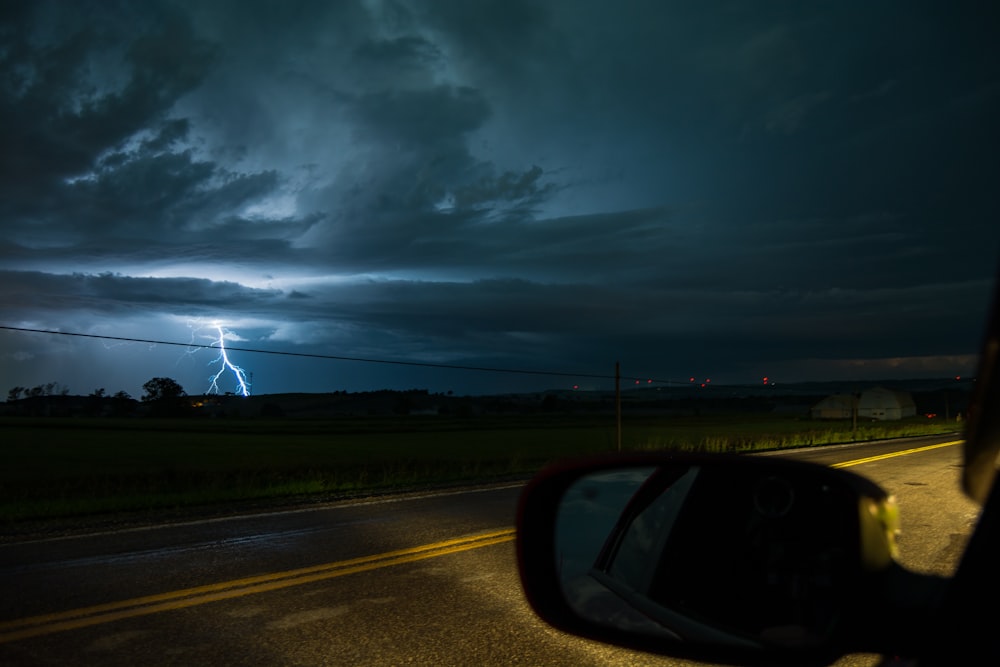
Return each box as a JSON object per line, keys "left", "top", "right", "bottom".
{"left": 207, "top": 324, "right": 251, "bottom": 397}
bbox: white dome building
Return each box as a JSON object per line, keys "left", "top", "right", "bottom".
{"left": 811, "top": 386, "right": 917, "bottom": 421}
{"left": 857, "top": 387, "right": 917, "bottom": 421}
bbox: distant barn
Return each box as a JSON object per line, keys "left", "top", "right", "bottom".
{"left": 811, "top": 387, "right": 916, "bottom": 421}
{"left": 857, "top": 386, "right": 916, "bottom": 421}
{"left": 810, "top": 393, "right": 857, "bottom": 420}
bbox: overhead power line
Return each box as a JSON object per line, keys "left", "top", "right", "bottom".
{"left": 0, "top": 325, "right": 689, "bottom": 385}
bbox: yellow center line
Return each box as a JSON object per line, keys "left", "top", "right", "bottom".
{"left": 831, "top": 439, "right": 963, "bottom": 468}
{"left": 0, "top": 528, "right": 516, "bottom": 644}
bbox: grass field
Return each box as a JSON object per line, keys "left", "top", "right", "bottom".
{"left": 0, "top": 414, "right": 962, "bottom": 524}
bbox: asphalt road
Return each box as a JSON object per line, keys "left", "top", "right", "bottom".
{"left": 0, "top": 434, "right": 980, "bottom": 666}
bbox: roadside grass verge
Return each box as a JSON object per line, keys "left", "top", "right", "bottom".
{"left": 0, "top": 414, "right": 961, "bottom": 524}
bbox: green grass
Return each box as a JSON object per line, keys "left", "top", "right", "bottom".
{"left": 622, "top": 414, "right": 960, "bottom": 453}
{"left": 0, "top": 414, "right": 961, "bottom": 523}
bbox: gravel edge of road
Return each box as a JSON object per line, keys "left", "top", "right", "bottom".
{"left": 0, "top": 476, "right": 532, "bottom": 544}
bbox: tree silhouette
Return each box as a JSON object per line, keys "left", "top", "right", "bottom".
{"left": 141, "top": 377, "right": 186, "bottom": 402}
{"left": 141, "top": 377, "right": 188, "bottom": 417}
{"left": 111, "top": 390, "right": 136, "bottom": 417}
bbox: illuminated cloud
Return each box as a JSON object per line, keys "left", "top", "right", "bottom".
{"left": 0, "top": 1, "right": 997, "bottom": 396}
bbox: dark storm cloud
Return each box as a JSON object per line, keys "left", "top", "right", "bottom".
{"left": 352, "top": 85, "right": 489, "bottom": 146}
{"left": 1, "top": 0, "right": 998, "bottom": 397}
{"left": 71, "top": 153, "right": 273, "bottom": 231}
{"left": 0, "top": 1, "right": 315, "bottom": 253}
{"left": 352, "top": 35, "right": 443, "bottom": 73}
{"left": 450, "top": 165, "right": 556, "bottom": 216}
{"left": 302, "top": 80, "right": 560, "bottom": 261}
{"left": 0, "top": 270, "right": 281, "bottom": 316}
{"left": 0, "top": 2, "right": 216, "bottom": 209}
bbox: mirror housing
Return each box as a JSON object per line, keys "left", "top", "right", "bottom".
{"left": 516, "top": 453, "right": 939, "bottom": 666}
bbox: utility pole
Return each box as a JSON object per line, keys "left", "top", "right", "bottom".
{"left": 852, "top": 388, "right": 858, "bottom": 435}
{"left": 616, "top": 361, "right": 621, "bottom": 453}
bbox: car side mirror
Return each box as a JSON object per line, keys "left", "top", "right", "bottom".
{"left": 516, "top": 453, "right": 943, "bottom": 666}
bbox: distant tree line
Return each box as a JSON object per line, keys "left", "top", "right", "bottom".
{"left": 6, "top": 382, "right": 70, "bottom": 401}
{"left": 4, "top": 376, "right": 192, "bottom": 418}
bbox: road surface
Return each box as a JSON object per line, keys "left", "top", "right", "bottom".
{"left": 0, "top": 435, "right": 980, "bottom": 666}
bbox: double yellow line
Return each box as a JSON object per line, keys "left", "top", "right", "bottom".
{"left": 0, "top": 528, "right": 516, "bottom": 644}
{"left": 830, "top": 439, "right": 962, "bottom": 468}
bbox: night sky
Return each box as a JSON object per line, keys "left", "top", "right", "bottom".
{"left": 2, "top": 1, "right": 999, "bottom": 398}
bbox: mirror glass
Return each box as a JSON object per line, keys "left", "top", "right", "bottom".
{"left": 554, "top": 463, "right": 875, "bottom": 649}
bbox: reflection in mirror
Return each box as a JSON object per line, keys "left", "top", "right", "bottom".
{"left": 554, "top": 463, "right": 886, "bottom": 650}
